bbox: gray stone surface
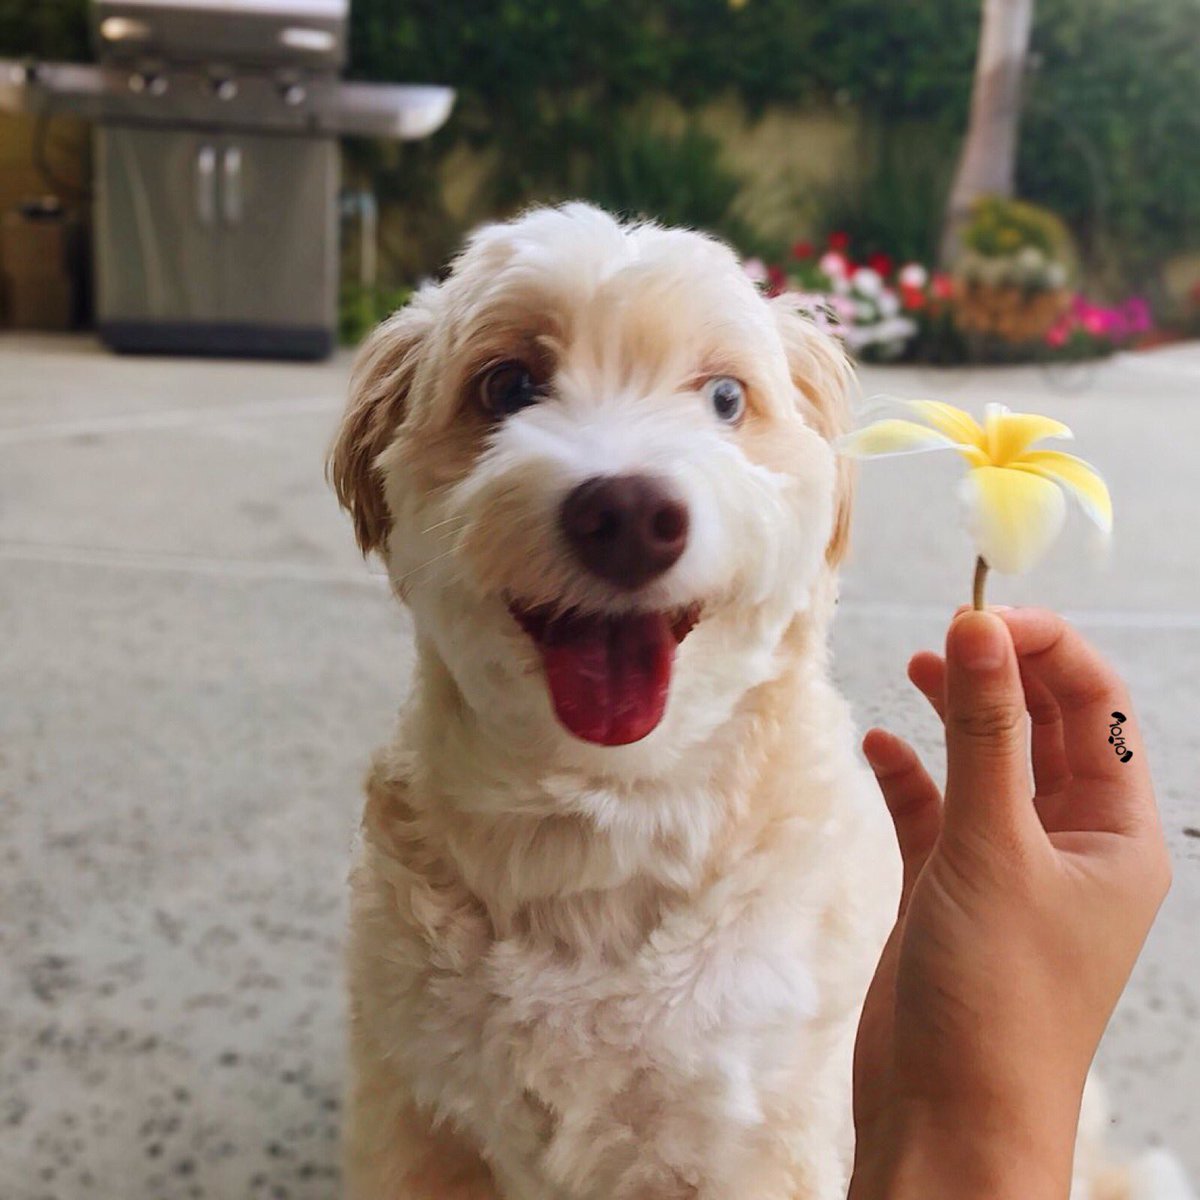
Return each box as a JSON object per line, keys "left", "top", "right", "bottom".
{"left": 1, "top": 332, "right": 1196, "bottom": 1196}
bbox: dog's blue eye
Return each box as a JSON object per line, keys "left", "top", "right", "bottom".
{"left": 704, "top": 376, "right": 745, "bottom": 424}
{"left": 481, "top": 360, "right": 543, "bottom": 416}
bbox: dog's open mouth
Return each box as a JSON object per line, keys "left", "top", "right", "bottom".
{"left": 509, "top": 601, "right": 701, "bottom": 746}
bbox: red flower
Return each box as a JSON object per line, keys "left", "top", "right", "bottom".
{"left": 828, "top": 231, "right": 850, "bottom": 253}
{"left": 790, "top": 240, "right": 815, "bottom": 260}
{"left": 931, "top": 272, "right": 955, "bottom": 301}
{"left": 1045, "top": 320, "right": 1070, "bottom": 349}
{"left": 766, "top": 264, "right": 788, "bottom": 297}
{"left": 867, "top": 252, "right": 894, "bottom": 278}
{"left": 900, "top": 285, "right": 926, "bottom": 312}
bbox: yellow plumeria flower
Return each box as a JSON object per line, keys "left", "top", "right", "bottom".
{"left": 838, "top": 399, "right": 1112, "bottom": 604}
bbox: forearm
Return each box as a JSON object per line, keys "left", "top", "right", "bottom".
{"left": 848, "top": 1098, "right": 1079, "bottom": 1200}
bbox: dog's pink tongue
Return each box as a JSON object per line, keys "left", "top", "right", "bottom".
{"left": 540, "top": 611, "right": 676, "bottom": 746}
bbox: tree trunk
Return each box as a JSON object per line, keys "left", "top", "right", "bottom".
{"left": 939, "top": 0, "right": 1035, "bottom": 266}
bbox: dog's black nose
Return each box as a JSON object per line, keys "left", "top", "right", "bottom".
{"left": 560, "top": 474, "right": 689, "bottom": 590}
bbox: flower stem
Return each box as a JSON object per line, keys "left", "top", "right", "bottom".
{"left": 972, "top": 555, "right": 989, "bottom": 611}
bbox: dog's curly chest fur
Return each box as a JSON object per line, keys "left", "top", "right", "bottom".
{"left": 347, "top": 739, "right": 892, "bottom": 1200}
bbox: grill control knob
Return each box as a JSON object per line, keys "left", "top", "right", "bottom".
{"left": 129, "top": 72, "right": 168, "bottom": 96}
{"left": 281, "top": 83, "right": 307, "bottom": 107}
{"left": 212, "top": 77, "right": 238, "bottom": 101}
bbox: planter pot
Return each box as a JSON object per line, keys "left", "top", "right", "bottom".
{"left": 953, "top": 281, "right": 1071, "bottom": 343}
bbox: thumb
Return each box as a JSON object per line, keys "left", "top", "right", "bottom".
{"left": 942, "top": 610, "right": 1034, "bottom": 842}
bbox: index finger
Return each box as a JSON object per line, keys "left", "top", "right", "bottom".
{"left": 997, "top": 609, "right": 1148, "bottom": 793}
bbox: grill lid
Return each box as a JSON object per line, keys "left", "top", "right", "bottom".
{"left": 1, "top": 58, "right": 454, "bottom": 141}
{"left": 94, "top": 0, "right": 348, "bottom": 72}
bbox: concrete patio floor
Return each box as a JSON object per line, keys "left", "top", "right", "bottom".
{"left": 1, "top": 332, "right": 1197, "bottom": 1197}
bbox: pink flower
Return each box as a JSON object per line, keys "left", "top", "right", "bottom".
{"left": 898, "top": 263, "right": 928, "bottom": 290}
{"left": 1045, "top": 321, "right": 1070, "bottom": 348}
{"left": 819, "top": 251, "right": 849, "bottom": 281}
{"left": 742, "top": 257, "right": 769, "bottom": 285}
{"left": 931, "top": 273, "right": 955, "bottom": 301}
{"left": 829, "top": 294, "right": 858, "bottom": 323}
{"left": 1123, "top": 297, "right": 1153, "bottom": 334}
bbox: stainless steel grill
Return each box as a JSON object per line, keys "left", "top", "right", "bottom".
{"left": 1, "top": 0, "right": 453, "bottom": 358}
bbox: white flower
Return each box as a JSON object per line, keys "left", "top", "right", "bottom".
{"left": 843, "top": 316, "right": 917, "bottom": 350}
{"left": 878, "top": 289, "right": 901, "bottom": 317}
{"left": 853, "top": 267, "right": 883, "bottom": 297}
{"left": 898, "top": 262, "right": 928, "bottom": 289}
{"left": 1016, "top": 245, "right": 1046, "bottom": 270}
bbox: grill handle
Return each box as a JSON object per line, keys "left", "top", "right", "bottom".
{"left": 221, "top": 146, "right": 243, "bottom": 226}
{"left": 195, "top": 144, "right": 216, "bottom": 226}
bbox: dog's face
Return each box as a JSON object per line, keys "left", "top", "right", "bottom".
{"left": 331, "top": 204, "right": 854, "bottom": 773}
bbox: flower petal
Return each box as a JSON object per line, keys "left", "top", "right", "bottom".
{"left": 903, "top": 399, "right": 986, "bottom": 449}
{"left": 1009, "top": 450, "right": 1113, "bottom": 534}
{"left": 961, "top": 464, "right": 1067, "bottom": 574}
{"left": 984, "top": 403, "right": 1073, "bottom": 465}
{"left": 836, "top": 418, "right": 961, "bottom": 458}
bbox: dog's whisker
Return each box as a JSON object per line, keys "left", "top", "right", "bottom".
{"left": 399, "top": 544, "right": 462, "bottom": 593}
{"left": 420, "top": 513, "right": 468, "bottom": 537}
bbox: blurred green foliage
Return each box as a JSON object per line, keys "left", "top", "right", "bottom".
{"left": 345, "top": 0, "right": 977, "bottom": 219}
{"left": 576, "top": 121, "right": 750, "bottom": 249}
{"left": 807, "top": 121, "right": 956, "bottom": 267}
{"left": 4, "top": 0, "right": 1199, "bottom": 296}
{"left": 0, "top": 0, "right": 89, "bottom": 60}
{"left": 1020, "top": 0, "right": 1200, "bottom": 291}
{"left": 350, "top": 0, "right": 1200, "bottom": 293}
{"left": 338, "top": 281, "right": 412, "bottom": 346}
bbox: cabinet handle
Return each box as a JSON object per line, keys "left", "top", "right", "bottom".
{"left": 195, "top": 144, "right": 216, "bottom": 226}
{"left": 221, "top": 146, "right": 243, "bottom": 225}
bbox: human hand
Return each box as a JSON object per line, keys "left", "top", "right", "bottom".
{"left": 850, "top": 608, "right": 1172, "bottom": 1200}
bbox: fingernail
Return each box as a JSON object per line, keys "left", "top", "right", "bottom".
{"left": 952, "top": 610, "right": 1007, "bottom": 671}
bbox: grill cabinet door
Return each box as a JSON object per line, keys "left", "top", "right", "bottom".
{"left": 214, "top": 133, "right": 337, "bottom": 330}
{"left": 96, "top": 126, "right": 222, "bottom": 322}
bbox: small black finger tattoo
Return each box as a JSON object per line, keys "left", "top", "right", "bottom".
{"left": 1108, "top": 711, "right": 1133, "bottom": 763}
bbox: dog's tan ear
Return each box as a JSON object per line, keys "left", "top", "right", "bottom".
{"left": 772, "top": 297, "right": 857, "bottom": 566}
{"left": 328, "top": 298, "right": 435, "bottom": 556}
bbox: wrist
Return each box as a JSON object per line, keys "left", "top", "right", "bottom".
{"left": 849, "top": 1092, "right": 1080, "bottom": 1200}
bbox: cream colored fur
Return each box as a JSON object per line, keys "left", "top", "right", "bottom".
{"left": 328, "top": 204, "right": 1180, "bottom": 1200}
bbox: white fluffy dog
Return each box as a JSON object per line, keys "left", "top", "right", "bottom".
{"left": 329, "top": 202, "right": 899, "bottom": 1199}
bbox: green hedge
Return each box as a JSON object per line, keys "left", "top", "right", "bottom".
{"left": 351, "top": 0, "right": 1200, "bottom": 292}
{"left": 0, "top": 0, "right": 89, "bottom": 60}
{"left": 1019, "top": 0, "right": 1200, "bottom": 291}
{"left": 346, "top": 0, "right": 977, "bottom": 241}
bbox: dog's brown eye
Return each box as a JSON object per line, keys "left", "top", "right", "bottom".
{"left": 480, "top": 360, "right": 543, "bottom": 417}
{"left": 704, "top": 376, "right": 745, "bottom": 424}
